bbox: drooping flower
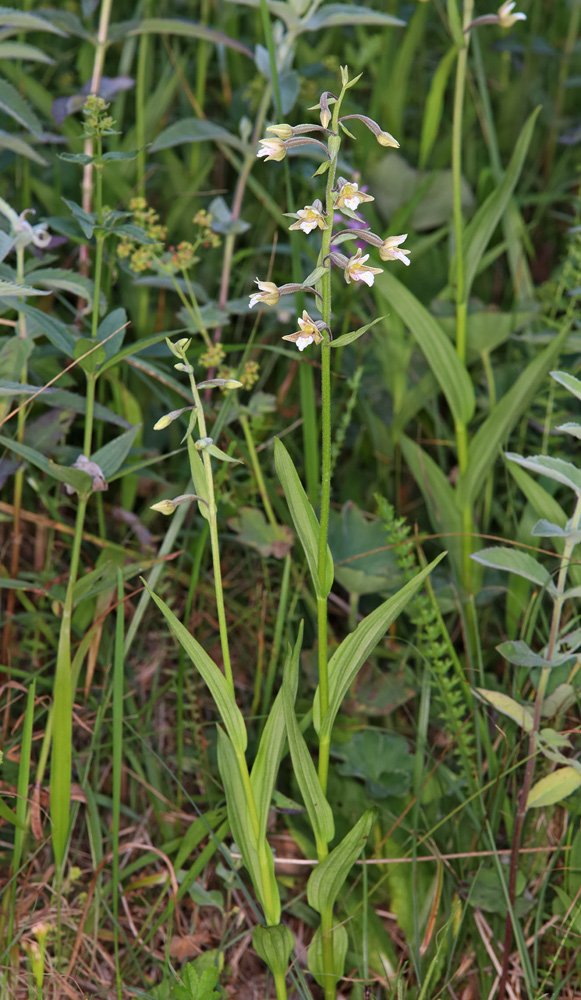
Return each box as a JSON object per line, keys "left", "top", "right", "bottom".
{"left": 339, "top": 114, "right": 399, "bottom": 149}
{"left": 334, "top": 178, "right": 374, "bottom": 212}
{"left": 344, "top": 248, "right": 383, "bottom": 287}
{"left": 257, "top": 137, "right": 287, "bottom": 162}
{"left": 289, "top": 200, "right": 327, "bottom": 235}
{"left": 282, "top": 311, "right": 324, "bottom": 352}
{"left": 378, "top": 234, "right": 411, "bottom": 265}
{"left": 249, "top": 279, "right": 280, "bottom": 308}
{"left": 497, "top": 1, "right": 526, "bottom": 27}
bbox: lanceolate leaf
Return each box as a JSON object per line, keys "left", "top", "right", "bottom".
{"left": 506, "top": 453, "right": 581, "bottom": 496}
{"left": 551, "top": 370, "right": 581, "bottom": 404}
{"left": 144, "top": 584, "right": 247, "bottom": 753}
{"left": 314, "top": 554, "right": 445, "bottom": 740}
{"left": 0, "top": 435, "right": 92, "bottom": 491}
{"left": 304, "top": 4, "right": 405, "bottom": 28}
{"left": 307, "top": 808, "right": 376, "bottom": 916}
{"left": 476, "top": 688, "right": 533, "bottom": 732}
{"left": 378, "top": 271, "right": 475, "bottom": 425}
{"left": 92, "top": 424, "right": 142, "bottom": 480}
{"left": 527, "top": 766, "right": 581, "bottom": 809}
{"left": 457, "top": 327, "right": 568, "bottom": 510}
{"left": 400, "top": 435, "right": 463, "bottom": 578}
{"left": 151, "top": 118, "right": 249, "bottom": 154}
{"left": 0, "top": 78, "right": 43, "bottom": 136}
{"left": 419, "top": 46, "right": 456, "bottom": 169}
{"left": 274, "top": 438, "right": 334, "bottom": 598}
{"left": 471, "top": 547, "right": 556, "bottom": 597}
{"left": 329, "top": 316, "right": 384, "bottom": 348}
{"left": 461, "top": 107, "right": 541, "bottom": 298}
{"left": 116, "top": 17, "right": 253, "bottom": 58}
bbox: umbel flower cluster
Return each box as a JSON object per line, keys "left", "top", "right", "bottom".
{"left": 249, "top": 68, "right": 410, "bottom": 351}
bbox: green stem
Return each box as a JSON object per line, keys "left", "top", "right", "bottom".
{"left": 187, "top": 367, "right": 233, "bottom": 691}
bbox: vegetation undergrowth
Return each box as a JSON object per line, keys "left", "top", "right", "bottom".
{"left": 0, "top": 2, "right": 580, "bottom": 999}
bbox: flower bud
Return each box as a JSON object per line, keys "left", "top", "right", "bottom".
{"left": 150, "top": 499, "right": 176, "bottom": 515}
{"left": 266, "top": 122, "right": 294, "bottom": 140}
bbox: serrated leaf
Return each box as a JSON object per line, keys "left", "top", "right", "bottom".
{"left": 330, "top": 316, "right": 384, "bottom": 349}
{"left": 476, "top": 688, "right": 533, "bottom": 731}
{"left": 0, "top": 279, "right": 49, "bottom": 297}
{"left": 0, "top": 77, "right": 42, "bottom": 136}
{"left": 144, "top": 583, "right": 247, "bottom": 753}
{"left": 274, "top": 437, "right": 334, "bottom": 599}
{"left": 527, "top": 766, "right": 581, "bottom": 809}
{"left": 307, "top": 808, "right": 375, "bottom": 916}
{"left": 470, "top": 546, "right": 556, "bottom": 596}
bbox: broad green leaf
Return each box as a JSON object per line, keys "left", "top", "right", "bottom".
{"left": 0, "top": 130, "right": 47, "bottom": 165}
{"left": 307, "top": 924, "right": 348, "bottom": 991}
{"left": 556, "top": 422, "right": 581, "bottom": 440}
{"left": 282, "top": 659, "right": 334, "bottom": 854}
{"left": 461, "top": 107, "right": 540, "bottom": 298}
{"left": 0, "top": 435, "right": 92, "bottom": 492}
{"left": 74, "top": 337, "right": 105, "bottom": 374}
{"left": 151, "top": 117, "right": 249, "bottom": 154}
{"left": 144, "top": 584, "right": 247, "bottom": 753}
{"left": 253, "top": 924, "right": 294, "bottom": 979}
{"left": 531, "top": 519, "right": 579, "bottom": 539}
{"left": 117, "top": 17, "right": 253, "bottom": 58}
{"left": 251, "top": 626, "right": 303, "bottom": 843}
{"left": 28, "top": 268, "right": 97, "bottom": 310}
{"left": 527, "top": 766, "right": 581, "bottom": 809}
{"left": 274, "top": 438, "right": 334, "bottom": 598}
{"left": 97, "top": 307, "right": 127, "bottom": 360}
{"left": 542, "top": 684, "right": 576, "bottom": 718}
{"left": 91, "top": 425, "right": 141, "bottom": 480}
{"left": 470, "top": 547, "right": 556, "bottom": 596}
{"left": 551, "top": 370, "right": 581, "bottom": 404}
{"left": 400, "top": 434, "right": 463, "bottom": 576}
{"left": 506, "top": 453, "right": 581, "bottom": 496}
{"left": 0, "top": 77, "right": 42, "bottom": 135}
{"left": 187, "top": 436, "right": 209, "bottom": 519}
{"left": 419, "top": 47, "right": 456, "bottom": 169}
{"left": 378, "top": 272, "right": 475, "bottom": 425}
{"left": 304, "top": 4, "right": 405, "bottom": 28}
{"left": 307, "top": 808, "right": 376, "bottom": 916}
{"left": 496, "top": 640, "right": 573, "bottom": 669}
{"left": 476, "top": 688, "right": 533, "bottom": 732}
{"left": 458, "top": 328, "right": 567, "bottom": 510}
{"left": 329, "top": 316, "right": 384, "bottom": 349}
{"left": 0, "top": 8, "right": 68, "bottom": 34}
{"left": 314, "top": 554, "right": 445, "bottom": 741}
{"left": 16, "top": 303, "right": 76, "bottom": 356}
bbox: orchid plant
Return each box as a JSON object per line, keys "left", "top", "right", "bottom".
{"left": 148, "top": 69, "right": 442, "bottom": 1000}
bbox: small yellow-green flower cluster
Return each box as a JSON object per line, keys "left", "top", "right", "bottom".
{"left": 193, "top": 209, "right": 221, "bottom": 249}
{"left": 82, "top": 95, "right": 115, "bottom": 138}
{"left": 200, "top": 343, "right": 226, "bottom": 368}
{"left": 169, "top": 241, "right": 197, "bottom": 269}
{"left": 117, "top": 197, "right": 167, "bottom": 272}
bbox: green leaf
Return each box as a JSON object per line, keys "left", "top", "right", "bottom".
{"left": 470, "top": 547, "right": 556, "bottom": 596}
{"left": 329, "top": 316, "right": 384, "bottom": 349}
{"left": 91, "top": 424, "right": 141, "bottom": 480}
{"left": 527, "top": 766, "right": 581, "bottom": 809}
{"left": 496, "top": 640, "right": 573, "bottom": 669}
{"left": 460, "top": 107, "right": 540, "bottom": 299}
{"left": 307, "top": 924, "right": 348, "bottom": 991}
{"left": 506, "top": 453, "right": 581, "bottom": 496}
{"left": 144, "top": 583, "right": 247, "bottom": 753}
{"left": 97, "top": 307, "right": 127, "bottom": 360}
{"left": 0, "top": 131, "right": 47, "bottom": 166}
{"left": 0, "top": 434, "right": 92, "bottom": 492}
{"left": 314, "top": 554, "right": 445, "bottom": 740}
{"left": 556, "top": 422, "right": 581, "bottom": 440}
{"left": 253, "top": 924, "right": 295, "bottom": 980}
{"left": 458, "top": 328, "right": 568, "bottom": 510}
{"left": 419, "top": 47, "right": 456, "bottom": 169}
{"left": 74, "top": 337, "right": 106, "bottom": 374}
{"left": 228, "top": 508, "right": 293, "bottom": 559}
{"left": 117, "top": 17, "right": 253, "bottom": 58}
{"left": 476, "top": 688, "right": 533, "bottom": 732}
{"left": 446, "top": 0, "right": 464, "bottom": 47}
{"left": 378, "top": 272, "right": 475, "bottom": 425}
{"left": 307, "top": 808, "right": 376, "bottom": 915}
{"left": 0, "top": 77, "right": 42, "bottom": 135}
{"left": 29, "top": 268, "right": 97, "bottom": 310}
{"left": 187, "top": 436, "right": 209, "bottom": 519}
{"left": 205, "top": 442, "right": 242, "bottom": 464}
{"left": 62, "top": 198, "right": 96, "bottom": 239}
{"left": 251, "top": 626, "right": 303, "bottom": 844}
{"left": 150, "top": 117, "right": 249, "bottom": 154}
{"left": 0, "top": 8, "right": 68, "bottom": 34}
{"left": 551, "top": 369, "right": 581, "bottom": 404}
{"left": 274, "top": 438, "right": 334, "bottom": 598}
{"left": 282, "top": 656, "right": 334, "bottom": 854}
{"left": 15, "top": 303, "right": 76, "bottom": 356}
{"left": 304, "top": 4, "right": 405, "bottom": 28}
{"left": 58, "top": 152, "right": 93, "bottom": 165}
{"left": 0, "top": 41, "right": 55, "bottom": 63}
{"left": 0, "top": 279, "right": 49, "bottom": 297}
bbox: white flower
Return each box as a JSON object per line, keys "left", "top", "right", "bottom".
{"left": 497, "top": 1, "right": 526, "bottom": 27}
{"left": 249, "top": 279, "right": 280, "bottom": 308}
{"left": 344, "top": 249, "right": 383, "bottom": 287}
{"left": 334, "top": 180, "right": 374, "bottom": 213}
{"left": 379, "top": 234, "right": 411, "bottom": 266}
{"left": 282, "top": 311, "right": 324, "bottom": 351}
{"left": 257, "top": 138, "right": 286, "bottom": 162}
{"left": 289, "top": 201, "right": 327, "bottom": 235}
